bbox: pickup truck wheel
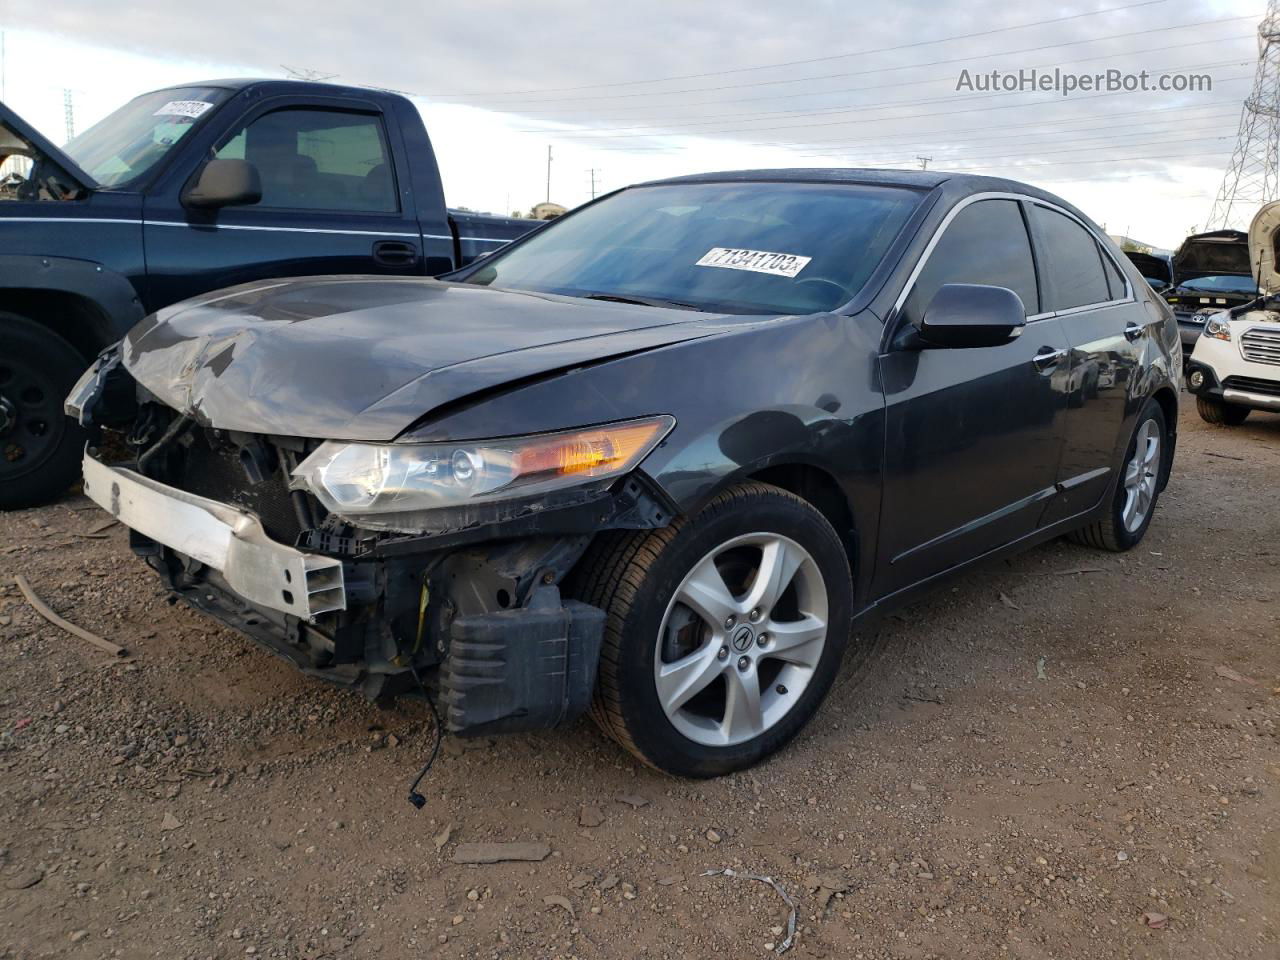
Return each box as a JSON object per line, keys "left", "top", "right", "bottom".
{"left": 0, "top": 314, "right": 87, "bottom": 510}
{"left": 1196, "top": 395, "right": 1250, "bottom": 426}
{"left": 573, "top": 481, "right": 852, "bottom": 777}
{"left": 1068, "top": 398, "right": 1166, "bottom": 552}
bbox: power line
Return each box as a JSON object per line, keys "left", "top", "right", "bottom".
{"left": 500, "top": 32, "right": 1252, "bottom": 118}
{"left": 518, "top": 55, "right": 1249, "bottom": 133}
{"left": 429, "top": 0, "right": 1168, "bottom": 97}
{"left": 549, "top": 74, "right": 1255, "bottom": 140}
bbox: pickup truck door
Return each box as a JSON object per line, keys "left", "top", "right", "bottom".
{"left": 875, "top": 197, "right": 1071, "bottom": 597}
{"left": 142, "top": 96, "right": 427, "bottom": 309}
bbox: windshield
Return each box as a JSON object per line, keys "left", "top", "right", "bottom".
{"left": 463, "top": 181, "right": 922, "bottom": 314}
{"left": 63, "top": 86, "right": 230, "bottom": 187}
{"left": 1179, "top": 274, "right": 1257, "bottom": 294}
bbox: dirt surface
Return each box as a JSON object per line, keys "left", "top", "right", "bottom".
{"left": 1, "top": 402, "right": 1277, "bottom": 960}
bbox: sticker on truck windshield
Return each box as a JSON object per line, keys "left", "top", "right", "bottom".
{"left": 153, "top": 100, "right": 214, "bottom": 119}
{"left": 695, "top": 247, "right": 811, "bottom": 278}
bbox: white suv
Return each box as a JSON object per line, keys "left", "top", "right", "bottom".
{"left": 1185, "top": 202, "right": 1280, "bottom": 425}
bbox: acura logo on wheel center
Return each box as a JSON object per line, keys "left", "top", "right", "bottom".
{"left": 731, "top": 625, "right": 755, "bottom": 652}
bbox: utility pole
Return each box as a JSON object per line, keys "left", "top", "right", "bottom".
{"left": 916, "top": 155, "right": 932, "bottom": 170}
{"left": 546, "top": 146, "right": 553, "bottom": 203}
{"left": 586, "top": 168, "right": 599, "bottom": 200}
{"left": 63, "top": 89, "right": 75, "bottom": 142}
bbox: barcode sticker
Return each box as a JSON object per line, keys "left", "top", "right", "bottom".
{"left": 695, "top": 247, "right": 811, "bottom": 278}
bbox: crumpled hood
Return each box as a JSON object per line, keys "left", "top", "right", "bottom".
{"left": 123, "top": 276, "right": 721, "bottom": 441}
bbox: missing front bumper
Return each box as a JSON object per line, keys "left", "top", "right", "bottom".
{"left": 81, "top": 451, "right": 345, "bottom": 620}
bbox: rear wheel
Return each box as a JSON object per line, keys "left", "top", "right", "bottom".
{"left": 1069, "top": 398, "right": 1166, "bottom": 552}
{"left": 573, "top": 482, "right": 853, "bottom": 777}
{"left": 1196, "top": 395, "right": 1250, "bottom": 426}
{"left": 0, "top": 314, "right": 87, "bottom": 510}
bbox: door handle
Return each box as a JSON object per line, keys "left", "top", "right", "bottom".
{"left": 373, "top": 240, "right": 419, "bottom": 267}
{"left": 1123, "top": 321, "right": 1144, "bottom": 342}
{"left": 1032, "top": 347, "right": 1068, "bottom": 369}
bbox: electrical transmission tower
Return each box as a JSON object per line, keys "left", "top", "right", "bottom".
{"left": 1206, "top": 1, "right": 1280, "bottom": 230}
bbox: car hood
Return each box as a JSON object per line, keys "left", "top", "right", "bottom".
{"left": 1249, "top": 200, "right": 1280, "bottom": 295}
{"left": 1171, "top": 230, "right": 1251, "bottom": 286}
{"left": 0, "top": 102, "right": 95, "bottom": 191}
{"left": 122, "top": 276, "right": 727, "bottom": 441}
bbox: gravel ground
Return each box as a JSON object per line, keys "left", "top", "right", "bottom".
{"left": 1, "top": 402, "right": 1277, "bottom": 960}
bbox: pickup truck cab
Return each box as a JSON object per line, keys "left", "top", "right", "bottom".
{"left": 0, "top": 78, "right": 532, "bottom": 508}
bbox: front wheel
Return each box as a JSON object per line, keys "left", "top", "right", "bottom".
{"left": 1069, "top": 398, "right": 1166, "bottom": 552}
{"left": 573, "top": 482, "right": 852, "bottom": 777}
{"left": 1196, "top": 395, "right": 1250, "bottom": 426}
{"left": 0, "top": 314, "right": 87, "bottom": 510}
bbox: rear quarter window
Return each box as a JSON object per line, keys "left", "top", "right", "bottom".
{"left": 1029, "top": 205, "right": 1111, "bottom": 311}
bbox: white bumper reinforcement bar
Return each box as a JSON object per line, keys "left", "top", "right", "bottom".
{"left": 81, "top": 452, "right": 345, "bottom": 620}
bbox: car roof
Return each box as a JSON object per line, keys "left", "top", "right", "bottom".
{"left": 636, "top": 168, "right": 1093, "bottom": 216}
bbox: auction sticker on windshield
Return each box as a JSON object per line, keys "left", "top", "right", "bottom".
{"left": 696, "top": 247, "right": 812, "bottom": 278}
{"left": 153, "top": 100, "right": 215, "bottom": 119}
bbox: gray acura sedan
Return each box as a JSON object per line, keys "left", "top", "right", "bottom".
{"left": 69, "top": 169, "right": 1181, "bottom": 777}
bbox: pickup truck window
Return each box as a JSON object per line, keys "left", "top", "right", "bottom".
{"left": 214, "top": 108, "right": 397, "bottom": 213}
{"left": 464, "top": 181, "right": 921, "bottom": 315}
{"left": 64, "top": 86, "right": 230, "bottom": 188}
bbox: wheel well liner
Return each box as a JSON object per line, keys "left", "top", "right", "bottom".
{"left": 746, "top": 463, "right": 857, "bottom": 567}
{"left": 2, "top": 288, "right": 115, "bottom": 360}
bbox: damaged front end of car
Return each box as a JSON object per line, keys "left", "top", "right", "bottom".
{"left": 67, "top": 343, "right": 678, "bottom": 739}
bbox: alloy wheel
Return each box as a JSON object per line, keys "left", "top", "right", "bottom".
{"left": 1121, "top": 418, "right": 1161, "bottom": 533}
{"left": 654, "top": 533, "right": 829, "bottom": 747}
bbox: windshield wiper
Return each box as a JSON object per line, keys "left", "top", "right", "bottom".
{"left": 583, "top": 293, "right": 706, "bottom": 312}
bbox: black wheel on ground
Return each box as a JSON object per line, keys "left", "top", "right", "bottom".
{"left": 570, "top": 481, "right": 853, "bottom": 778}
{"left": 1196, "top": 395, "right": 1250, "bottom": 426}
{"left": 0, "top": 313, "right": 88, "bottom": 510}
{"left": 1068, "top": 397, "right": 1167, "bottom": 553}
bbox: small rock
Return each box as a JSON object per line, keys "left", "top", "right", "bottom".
{"left": 173, "top": 735, "right": 189, "bottom": 747}
{"left": 909, "top": 782, "right": 928, "bottom": 794}
{"left": 54, "top": 723, "right": 69, "bottom": 734}
{"left": 617, "top": 794, "right": 649, "bottom": 808}
{"left": 544, "top": 894, "right": 576, "bottom": 918}
{"left": 70, "top": 930, "right": 89, "bottom": 943}
{"left": 5, "top": 868, "right": 43, "bottom": 890}
{"left": 160, "top": 813, "right": 182, "bottom": 832}
{"left": 231, "top": 929, "right": 243, "bottom": 940}
{"left": 705, "top": 829, "right": 722, "bottom": 844}
{"left": 1117, "top": 851, "right": 1130, "bottom": 862}
{"left": 600, "top": 875, "right": 619, "bottom": 891}
{"left": 1142, "top": 910, "right": 1168, "bottom": 929}
{"left": 385, "top": 733, "right": 400, "bottom": 748}
{"left": 569, "top": 873, "right": 593, "bottom": 890}
{"left": 451, "top": 915, "right": 464, "bottom": 926}
{"left": 466, "top": 888, "right": 479, "bottom": 901}
{"left": 579, "top": 805, "right": 606, "bottom": 828}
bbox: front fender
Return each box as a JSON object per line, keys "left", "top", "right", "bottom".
{"left": 0, "top": 254, "right": 145, "bottom": 343}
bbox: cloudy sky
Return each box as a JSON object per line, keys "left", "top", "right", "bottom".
{"left": 0, "top": 0, "right": 1265, "bottom": 247}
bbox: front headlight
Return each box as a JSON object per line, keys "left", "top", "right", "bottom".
{"left": 1203, "top": 312, "right": 1232, "bottom": 341}
{"left": 291, "top": 416, "right": 675, "bottom": 529}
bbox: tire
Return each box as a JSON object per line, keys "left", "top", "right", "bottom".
{"left": 1196, "top": 395, "right": 1250, "bottom": 426}
{"left": 571, "top": 481, "right": 853, "bottom": 777}
{"left": 1068, "top": 398, "right": 1166, "bottom": 552}
{"left": 0, "top": 314, "right": 88, "bottom": 510}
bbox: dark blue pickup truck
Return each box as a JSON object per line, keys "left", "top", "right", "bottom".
{"left": 0, "top": 78, "right": 534, "bottom": 508}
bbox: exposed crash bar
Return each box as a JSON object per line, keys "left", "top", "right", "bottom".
{"left": 80, "top": 452, "right": 345, "bottom": 620}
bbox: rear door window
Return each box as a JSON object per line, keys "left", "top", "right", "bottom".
{"left": 1029, "top": 205, "right": 1111, "bottom": 311}
{"left": 903, "top": 198, "right": 1039, "bottom": 323}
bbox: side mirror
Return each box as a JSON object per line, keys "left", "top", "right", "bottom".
{"left": 183, "top": 158, "right": 262, "bottom": 210}
{"left": 916, "top": 283, "right": 1026, "bottom": 348}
